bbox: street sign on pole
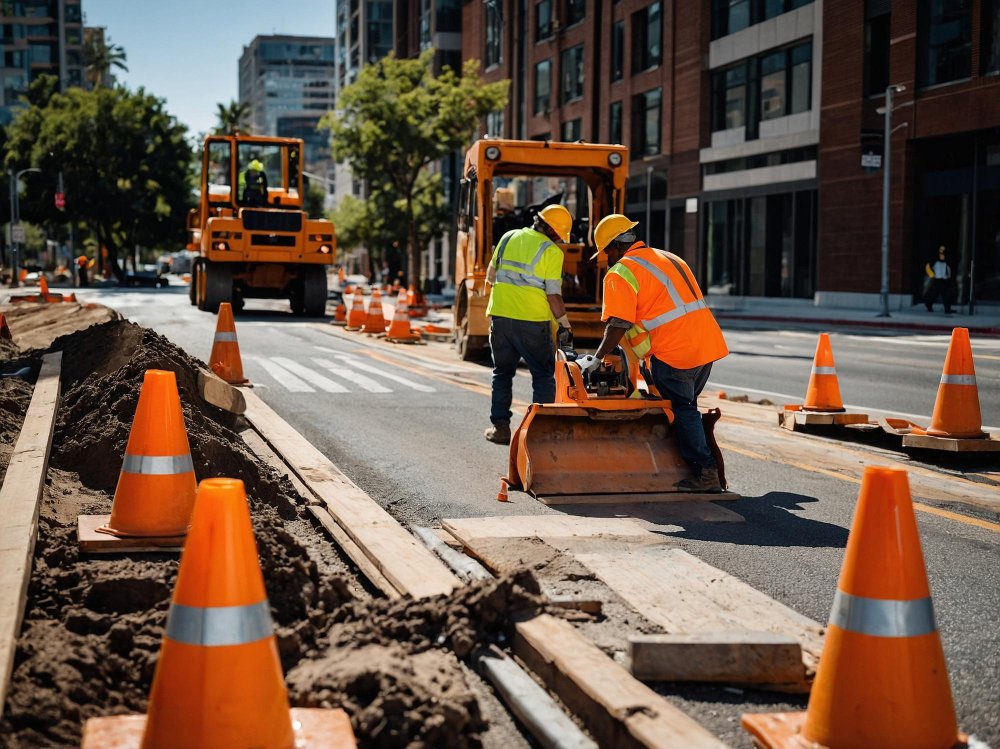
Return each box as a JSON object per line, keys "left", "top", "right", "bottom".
{"left": 55, "top": 192, "right": 66, "bottom": 209}
{"left": 11, "top": 223, "right": 26, "bottom": 243}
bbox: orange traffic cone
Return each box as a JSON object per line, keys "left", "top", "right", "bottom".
{"left": 81, "top": 478, "right": 356, "bottom": 749}
{"left": 337, "top": 266, "right": 346, "bottom": 285}
{"left": 345, "top": 289, "right": 366, "bottom": 330}
{"left": 332, "top": 301, "right": 347, "bottom": 326}
{"left": 79, "top": 370, "right": 197, "bottom": 547}
{"left": 496, "top": 480, "right": 509, "bottom": 503}
{"left": 39, "top": 276, "right": 49, "bottom": 295}
{"left": 209, "top": 302, "right": 250, "bottom": 385}
{"left": 802, "top": 333, "right": 844, "bottom": 412}
{"left": 386, "top": 290, "right": 420, "bottom": 343}
{"left": 361, "top": 288, "right": 387, "bottom": 334}
{"left": 407, "top": 284, "right": 427, "bottom": 318}
{"left": 914, "top": 327, "right": 985, "bottom": 439}
{"left": 742, "top": 467, "right": 964, "bottom": 749}
{"left": 0, "top": 313, "right": 11, "bottom": 341}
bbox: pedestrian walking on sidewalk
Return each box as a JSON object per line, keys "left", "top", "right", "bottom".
{"left": 578, "top": 214, "right": 729, "bottom": 492}
{"left": 484, "top": 205, "right": 574, "bottom": 445}
{"left": 924, "top": 245, "right": 955, "bottom": 314}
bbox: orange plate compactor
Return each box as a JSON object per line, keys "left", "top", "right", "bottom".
{"left": 505, "top": 348, "right": 734, "bottom": 505}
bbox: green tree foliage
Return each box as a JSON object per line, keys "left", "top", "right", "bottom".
{"left": 84, "top": 32, "right": 128, "bottom": 89}
{"left": 215, "top": 100, "right": 251, "bottom": 135}
{"left": 324, "top": 50, "right": 508, "bottom": 284}
{"left": 5, "top": 85, "right": 193, "bottom": 282}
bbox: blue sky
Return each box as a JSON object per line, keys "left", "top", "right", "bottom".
{"left": 83, "top": 0, "right": 336, "bottom": 137}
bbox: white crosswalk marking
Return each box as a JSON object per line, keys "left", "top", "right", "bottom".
{"left": 253, "top": 357, "right": 315, "bottom": 393}
{"left": 311, "top": 358, "right": 392, "bottom": 393}
{"left": 335, "top": 355, "right": 437, "bottom": 392}
{"left": 270, "top": 357, "right": 349, "bottom": 393}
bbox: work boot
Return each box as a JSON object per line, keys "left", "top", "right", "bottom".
{"left": 675, "top": 469, "right": 723, "bottom": 494}
{"left": 484, "top": 423, "right": 511, "bottom": 445}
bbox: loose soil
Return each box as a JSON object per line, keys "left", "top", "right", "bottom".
{"left": 0, "top": 376, "right": 32, "bottom": 483}
{"left": 0, "top": 312, "right": 541, "bottom": 749}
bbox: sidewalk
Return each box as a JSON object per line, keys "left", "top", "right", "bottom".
{"left": 709, "top": 298, "right": 1000, "bottom": 337}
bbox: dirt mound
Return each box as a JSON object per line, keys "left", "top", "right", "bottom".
{"left": 0, "top": 376, "right": 33, "bottom": 481}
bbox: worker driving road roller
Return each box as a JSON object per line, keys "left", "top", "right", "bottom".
{"left": 578, "top": 214, "right": 729, "bottom": 493}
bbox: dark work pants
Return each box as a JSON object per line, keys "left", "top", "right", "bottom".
{"left": 925, "top": 279, "right": 953, "bottom": 312}
{"left": 650, "top": 357, "right": 716, "bottom": 472}
{"left": 489, "top": 316, "right": 555, "bottom": 425}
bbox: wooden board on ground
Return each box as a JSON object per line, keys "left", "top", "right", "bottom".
{"left": 307, "top": 506, "right": 400, "bottom": 599}
{"left": 0, "top": 352, "right": 61, "bottom": 718}
{"left": 902, "top": 432, "right": 1000, "bottom": 453}
{"left": 197, "top": 368, "right": 246, "bottom": 414}
{"left": 629, "top": 632, "right": 804, "bottom": 685}
{"left": 242, "top": 389, "right": 458, "bottom": 599}
{"left": 514, "top": 615, "right": 730, "bottom": 749}
{"left": 536, "top": 491, "right": 740, "bottom": 505}
{"left": 77, "top": 515, "right": 184, "bottom": 553}
{"left": 443, "top": 515, "right": 652, "bottom": 542}
{"left": 778, "top": 410, "right": 869, "bottom": 431}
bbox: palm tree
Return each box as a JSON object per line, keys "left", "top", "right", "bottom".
{"left": 214, "top": 100, "right": 251, "bottom": 135}
{"left": 83, "top": 30, "right": 127, "bottom": 89}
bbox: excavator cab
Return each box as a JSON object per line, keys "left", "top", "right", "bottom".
{"left": 506, "top": 347, "right": 730, "bottom": 504}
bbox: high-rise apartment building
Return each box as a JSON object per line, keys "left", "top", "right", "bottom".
{"left": 238, "top": 35, "right": 336, "bottom": 181}
{"left": 0, "top": 0, "right": 85, "bottom": 124}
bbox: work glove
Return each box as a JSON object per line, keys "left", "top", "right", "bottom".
{"left": 557, "top": 325, "right": 573, "bottom": 349}
{"left": 576, "top": 355, "right": 601, "bottom": 373}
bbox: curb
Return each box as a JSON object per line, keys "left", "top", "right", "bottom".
{"left": 714, "top": 312, "right": 1000, "bottom": 338}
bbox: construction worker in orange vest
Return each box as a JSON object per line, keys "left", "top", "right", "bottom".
{"left": 579, "top": 214, "right": 729, "bottom": 492}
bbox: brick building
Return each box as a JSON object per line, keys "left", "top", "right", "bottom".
{"left": 820, "top": 0, "right": 1000, "bottom": 309}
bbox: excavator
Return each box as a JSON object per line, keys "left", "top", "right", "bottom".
{"left": 505, "top": 345, "right": 734, "bottom": 504}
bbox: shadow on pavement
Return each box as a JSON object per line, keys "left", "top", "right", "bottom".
{"left": 659, "top": 492, "right": 849, "bottom": 548}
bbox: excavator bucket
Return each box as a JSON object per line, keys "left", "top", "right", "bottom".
{"left": 506, "top": 350, "right": 731, "bottom": 504}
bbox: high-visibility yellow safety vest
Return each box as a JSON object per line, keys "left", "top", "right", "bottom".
{"left": 486, "top": 227, "right": 564, "bottom": 322}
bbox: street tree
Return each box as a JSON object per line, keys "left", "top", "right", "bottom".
{"left": 324, "top": 50, "right": 508, "bottom": 285}
{"left": 215, "top": 100, "right": 251, "bottom": 135}
{"left": 5, "top": 85, "right": 193, "bottom": 282}
{"left": 84, "top": 32, "right": 128, "bottom": 88}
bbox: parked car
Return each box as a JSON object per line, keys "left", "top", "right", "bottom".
{"left": 124, "top": 269, "right": 169, "bottom": 288}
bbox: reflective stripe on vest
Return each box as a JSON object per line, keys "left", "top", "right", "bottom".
{"left": 493, "top": 232, "right": 555, "bottom": 289}
{"left": 829, "top": 589, "right": 936, "bottom": 638}
{"left": 214, "top": 332, "right": 238, "bottom": 343}
{"left": 122, "top": 453, "right": 194, "bottom": 475}
{"left": 940, "top": 374, "right": 975, "bottom": 386}
{"left": 166, "top": 599, "right": 273, "bottom": 647}
{"left": 622, "top": 255, "right": 708, "bottom": 330}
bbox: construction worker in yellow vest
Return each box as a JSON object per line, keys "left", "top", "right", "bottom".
{"left": 484, "top": 204, "right": 573, "bottom": 444}
{"left": 580, "top": 214, "right": 729, "bottom": 492}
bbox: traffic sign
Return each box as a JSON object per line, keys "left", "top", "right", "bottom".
{"left": 55, "top": 192, "right": 66, "bottom": 209}
{"left": 11, "top": 223, "right": 26, "bottom": 243}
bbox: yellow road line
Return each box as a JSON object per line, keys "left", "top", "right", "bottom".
{"left": 720, "top": 441, "right": 1000, "bottom": 534}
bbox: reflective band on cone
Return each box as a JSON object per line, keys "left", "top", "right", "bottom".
{"left": 213, "top": 331, "right": 238, "bottom": 343}
{"left": 166, "top": 600, "right": 273, "bottom": 647}
{"left": 810, "top": 366, "right": 836, "bottom": 376}
{"left": 829, "top": 590, "right": 936, "bottom": 638}
{"left": 939, "top": 374, "right": 975, "bottom": 386}
{"left": 121, "top": 453, "right": 194, "bottom": 476}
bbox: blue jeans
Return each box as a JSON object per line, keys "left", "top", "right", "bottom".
{"left": 489, "top": 316, "right": 555, "bottom": 425}
{"left": 650, "top": 357, "right": 716, "bottom": 472}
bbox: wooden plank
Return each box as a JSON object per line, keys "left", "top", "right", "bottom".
{"left": 443, "top": 515, "right": 652, "bottom": 542}
{"left": 902, "top": 433, "right": 1000, "bottom": 453}
{"left": 77, "top": 515, "right": 184, "bottom": 553}
{"left": 514, "top": 615, "right": 730, "bottom": 749}
{"left": 197, "top": 368, "right": 246, "bottom": 414}
{"left": 307, "top": 506, "right": 400, "bottom": 599}
{"left": 239, "top": 427, "right": 317, "bottom": 504}
{"left": 242, "top": 389, "right": 457, "bottom": 599}
{"left": 537, "top": 491, "right": 740, "bottom": 505}
{"left": 0, "top": 352, "right": 61, "bottom": 718}
{"left": 571, "top": 547, "right": 823, "bottom": 683}
{"left": 629, "top": 632, "right": 804, "bottom": 685}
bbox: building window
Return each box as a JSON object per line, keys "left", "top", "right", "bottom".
{"left": 534, "top": 59, "right": 551, "bottom": 114}
{"left": 419, "top": 0, "right": 432, "bottom": 48}
{"left": 436, "top": 0, "right": 462, "bottom": 32}
{"left": 789, "top": 42, "right": 812, "bottom": 114}
{"left": 760, "top": 41, "right": 811, "bottom": 121}
{"left": 917, "top": 0, "right": 972, "bottom": 87}
{"left": 609, "top": 100, "right": 623, "bottom": 143}
{"left": 64, "top": 3, "right": 81, "bottom": 22}
{"left": 981, "top": 0, "right": 1000, "bottom": 74}
{"left": 759, "top": 50, "right": 787, "bottom": 121}
{"left": 632, "top": 88, "right": 661, "bottom": 156}
{"left": 486, "top": 109, "right": 504, "bottom": 137}
{"left": 611, "top": 20, "right": 624, "bottom": 81}
{"left": 536, "top": 0, "right": 552, "bottom": 40}
{"left": 562, "top": 118, "right": 581, "bottom": 141}
{"left": 864, "top": 1, "right": 891, "bottom": 95}
{"left": 565, "top": 0, "right": 585, "bottom": 26}
{"left": 711, "top": 63, "right": 747, "bottom": 131}
{"left": 485, "top": 0, "right": 503, "bottom": 68}
{"left": 712, "top": 0, "right": 750, "bottom": 38}
{"left": 561, "top": 44, "right": 584, "bottom": 103}
{"left": 632, "top": 3, "right": 662, "bottom": 73}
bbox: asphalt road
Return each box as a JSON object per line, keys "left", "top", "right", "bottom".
{"left": 70, "top": 285, "right": 1000, "bottom": 747}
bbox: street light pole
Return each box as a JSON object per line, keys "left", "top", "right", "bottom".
{"left": 878, "top": 84, "right": 905, "bottom": 318}
{"left": 8, "top": 167, "right": 42, "bottom": 288}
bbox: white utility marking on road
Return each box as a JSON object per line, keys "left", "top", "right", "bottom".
{"left": 335, "top": 355, "right": 437, "bottom": 392}
{"left": 270, "top": 357, "right": 349, "bottom": 393}
{"left": 252, "top": 357, "right": 315, "bottom": 393}
{"left": 708, "top": 380, "right": 1000, "bottom": 431}
{"left": 311, "top": 358, "right": 392, "bottom": 393}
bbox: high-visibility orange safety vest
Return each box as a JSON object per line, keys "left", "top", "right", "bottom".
{"left": 602, "top": 243, "right": 728, "bottom": 370}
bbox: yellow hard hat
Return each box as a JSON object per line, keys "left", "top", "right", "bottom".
{"left": 594, "top": 214, "right": 639, "bottom": 252}
{"left": 537, "top": 204, "right": 573, "bottom": 243}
